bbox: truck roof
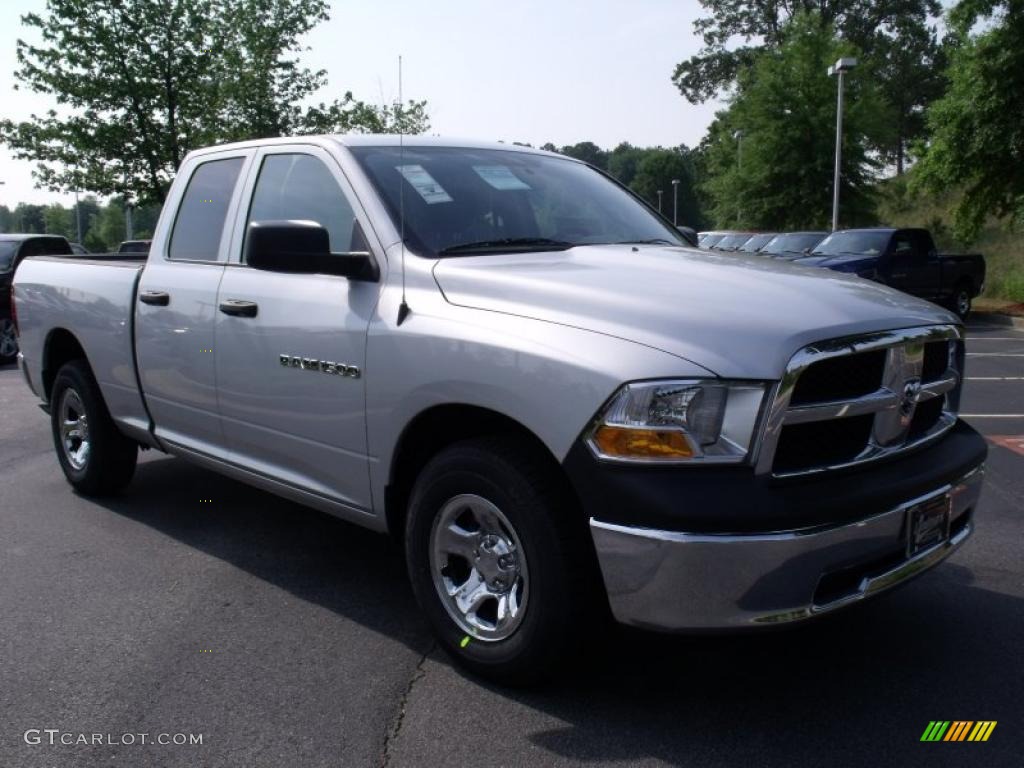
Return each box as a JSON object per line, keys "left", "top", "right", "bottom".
{"left": 0, "top": 233, "right": 69, "bottom": 242}
{"left": 184, "top": 134, "right": 563, "bottom": 162}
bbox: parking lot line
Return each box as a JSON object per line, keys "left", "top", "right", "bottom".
{"left": 966, "top": 377, "right": 1024, "bottom": 381}
{"left": 962, "top": 414, "right": 1024, "bottom": 418}
{"left": 965, "top": 353, "right": 1024, "bottom": 357}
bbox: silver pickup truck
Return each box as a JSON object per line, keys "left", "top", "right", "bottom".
{"left": 12, "top": 136, "right": 987, "bottom": 683}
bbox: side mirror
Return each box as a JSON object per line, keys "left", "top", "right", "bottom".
{"left": 676, "top": 226, "right": 699, "bottom": 247}
{"left": 246, "top": 220, "right": 378, "bottom": 281}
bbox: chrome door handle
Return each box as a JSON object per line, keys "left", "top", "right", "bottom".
{"left": 219, "top": 299, "right": 258, "bottom": 318}
{"left": 139, "top": 290, "right": 170, "bottom": 306}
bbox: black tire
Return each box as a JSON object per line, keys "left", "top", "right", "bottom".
{"left": 0, "top": 310, "right": 17, "bottom": 365}
{"left": 405, "top": 436, "right": 595, "bottom": 686}
{"left": 948, "top": 284, "right": 972, "bottom": 321}
{"left": 50, "top": 359, "right": 138, "bottom": 495}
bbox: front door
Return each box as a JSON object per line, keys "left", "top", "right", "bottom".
{"left": 214, "top": 146, "right": 381, "bottom": 511}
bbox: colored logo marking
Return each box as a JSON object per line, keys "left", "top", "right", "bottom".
{"left": 920, "top": 721, "right": 997, "bottom": 742}
{"left": 987, "top": 435, "right": 1024, "bottom": 456}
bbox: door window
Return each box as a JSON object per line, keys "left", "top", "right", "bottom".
{"left": 244, "top": 153, "right": 362, "bottom": 257}
{"left": 168, "top": 157, "right": 245, "bottom": 262}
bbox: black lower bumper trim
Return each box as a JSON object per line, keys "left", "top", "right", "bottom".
{"left": 563, "top": 419, "right": 987, "bottom": 534}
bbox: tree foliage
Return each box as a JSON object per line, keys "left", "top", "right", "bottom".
{"left": 673, "top": 0, "right": 945, "bottom": 171}
{"left": 540, "top": 141, "right": 706, "bottom": 227}
{"left": 701, "top": 13, "right": 888, "bottom": 230}
{"left": 0, "top": 0, "right": 428, "bottom": 205}
{"left": 915, "top": 0, "right": 1024, "bottom": 240}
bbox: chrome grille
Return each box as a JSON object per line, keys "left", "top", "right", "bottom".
{"left": 756, "top": 325, "right": 962, "bottom": 477}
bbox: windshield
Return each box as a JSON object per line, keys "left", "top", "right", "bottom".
{"left": 812, "top": 231, "right": 890, "bottom": 257}
{"left": 349, "top": 146, "right": 684, "bottom": 256}
{"left": 761, "top": 232, "right": 827, "bottom": 256}
{"left": 0, "top": 241, "right": 18, "bottom": 271}
{"left": 739, "top": 234, "right": 775, "bottom": 252}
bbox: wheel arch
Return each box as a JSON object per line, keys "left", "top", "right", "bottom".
{"left": 41, "top": 327, "right": 90, "bottom": 402}
{"left": 384, "top": 403, "right": 580, "bottom": 542}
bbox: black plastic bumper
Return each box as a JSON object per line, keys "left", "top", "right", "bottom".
{"left": 563, "top": 419, "right": 988, "bottom": 534}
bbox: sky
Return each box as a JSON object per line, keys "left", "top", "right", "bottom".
{"left": 0, "top": 0, "right": 724, "bottom": 207}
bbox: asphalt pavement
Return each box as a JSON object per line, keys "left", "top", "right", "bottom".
{"left": 1, "top": 322, "right": 1022, "bottom": 768}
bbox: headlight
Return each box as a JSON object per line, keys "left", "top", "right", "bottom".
{"left": 586, "top": 380, "right": 768, "bottom": 463}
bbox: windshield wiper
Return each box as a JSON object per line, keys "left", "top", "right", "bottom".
{"left": 438, "top": 237, "right": 574, "bottom": 255}
{"left": 607, "top": 238, "right": 678, "bottom": 246}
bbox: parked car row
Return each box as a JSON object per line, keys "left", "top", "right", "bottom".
{"left": 697, "top": 227, "right": 985, "bottom": 319}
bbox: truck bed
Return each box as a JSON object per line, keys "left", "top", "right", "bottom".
{"left": 13, "top": 256, "right": 152, "bottom": 442}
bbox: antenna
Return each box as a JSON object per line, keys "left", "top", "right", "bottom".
{"left": 396, "top": 54, "right": 411, "bottom": 326}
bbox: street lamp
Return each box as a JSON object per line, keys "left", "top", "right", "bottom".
{"left": 828, "top": 57, "right": 857, "bottom": 232}
{"left": 671, "top": 179, "right": 680, "bottom": 225}
{"left": 734, "top": 129, "right": 744, "bottom": 224}
{"left": 656, "top": 189, "right": 663, "bottom": 213}
{"left": 74, "top": 189, "right": 82, "bottom": 244}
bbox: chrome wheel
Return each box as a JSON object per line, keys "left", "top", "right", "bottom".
{"left": 0, "top": 317, "right": 17, "bottom": 360}
{"left": 429, "top": 494, "right": 529, "bottom": 642}
{"left": 59, "top": 387, "right": 91, "bottom": 471}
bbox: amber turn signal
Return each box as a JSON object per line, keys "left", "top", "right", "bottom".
{"left": 591, "top": 425, "right": 695, "bottom": 460}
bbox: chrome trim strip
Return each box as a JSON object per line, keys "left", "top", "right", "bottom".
{"left": 756, "top": 325, "right": 962, "bottom": 477}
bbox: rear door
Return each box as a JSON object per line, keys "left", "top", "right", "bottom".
{"left": 135, "top": 151, "right": 253, "bottom": 457}
{"left": 213, "top": 144, "right": 382, "bottom": 511}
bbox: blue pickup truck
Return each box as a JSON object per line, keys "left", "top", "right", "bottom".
{"left": 794, "top": 228, "right": 985, "bottom": 320}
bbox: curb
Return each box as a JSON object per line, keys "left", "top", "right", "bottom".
{"left": 972, "top": 312, "right": 1024, "bottom": 330}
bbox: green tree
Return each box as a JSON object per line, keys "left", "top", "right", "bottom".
{"left": 557, "top": 141, "right": 608, "bottom": 170}
{"left": 1, "top": 0, "right": 428, "bottom": 206}
{"left": 673, "top": 0, "right": 943, "bottom": 171}
{"left": 43, "top": 203, "right": 74, "bottom": 238}
{"left": 91, "top": 198, "right": 127, "bottom": 249}
{"left": 0, "top": 206, "right": 13, "bottom": 233}
{"left": 12, "top": 203, "right": 46, "bottom": 233}
{"left": 631, "top": 148, "right": 704, "bottom": 227}
{"left": 606, "top": 142, "right": 647, "bottom": 187}
{"left": 701, "top": 13, "right": 888, "bottom": 230}
{"left": 915, "top": 0, "right": 1024, "bottom": 240}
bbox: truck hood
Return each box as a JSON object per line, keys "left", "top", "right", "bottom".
{"left": 432, "top": 245, "right": 959, "bottom": 378}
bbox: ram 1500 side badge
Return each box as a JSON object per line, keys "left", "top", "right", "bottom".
{"left": 279, "top": 355, "right": 360, "bottom": 379}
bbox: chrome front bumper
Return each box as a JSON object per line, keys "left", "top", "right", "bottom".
{"left": 590, "top": 466, "right": 984, "bottom": 631}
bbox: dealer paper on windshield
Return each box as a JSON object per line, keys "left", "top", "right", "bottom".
{"left": 396, "top": 164, "right": 453, "bottom": 204}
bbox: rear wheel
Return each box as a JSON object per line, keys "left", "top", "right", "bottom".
{"left": 50, "top": 360, "right": 138, "bottom": 495}
{"left": 948, "top": 284, "right": 972, "bottom": 321}
{"left": 0, "top": 313, "right": 17, "bottom": 364}
{"left": 405, "top": 437, "right": 593, "bottom": 685}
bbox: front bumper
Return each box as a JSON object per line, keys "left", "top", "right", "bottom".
{"left": 590, "top": 465, "right": 983, "bottom": 630}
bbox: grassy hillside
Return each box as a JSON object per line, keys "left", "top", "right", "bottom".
{"left": 875, "top": 176, "right": 1024, "bottom": 302}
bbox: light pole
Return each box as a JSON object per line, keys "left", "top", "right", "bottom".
{"left": 656, "top": 189, "right": 663, "bottom": 213}
{"left": 671, "top": 179, "right": 680, "bottom": 225}
{"left": 74, "top": 189, "right": 82, "bottom": 244}
{"left": 828, "top": 57, "right": 857, "bottom": 232}
{"left": 734, "top": 129, "right": 744, "bottom": 224}
{"left": 125, "top": 202, "right": 134, "bottom": 241}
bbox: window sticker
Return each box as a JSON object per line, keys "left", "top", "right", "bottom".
{"left": 396, "top": 164, "right": 452, "bottom": 204}
{"left": 473, "top": 165, "right": 532, "bottom": 191}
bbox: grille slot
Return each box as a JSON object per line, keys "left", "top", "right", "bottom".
{"left": 773, "top": 415, "right": 874, "bottom": 474}
{"left": 909, "top": 396, "right": 944, "bottom": 440}
{"left": 922, "top": 341, "right": 949, "bottom": 382}
{"left": 790, "top": 349, "right": 886, "bottom": 405}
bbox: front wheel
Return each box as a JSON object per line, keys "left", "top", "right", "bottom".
{"left": 50, "top": 360, "right": 138, "bottom": 495}
{"left": 405, "top": 437, "right": 594, "bottom": 685}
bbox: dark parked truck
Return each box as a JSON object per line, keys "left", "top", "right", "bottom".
{"left": 11, "top": 136, "right": 987, "bottom": 683}
{"left": 1, "top": 234, "right": 73, "bottom": 364}
{"left": 794, "top": 228, "right": 986, "bottom": 319}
